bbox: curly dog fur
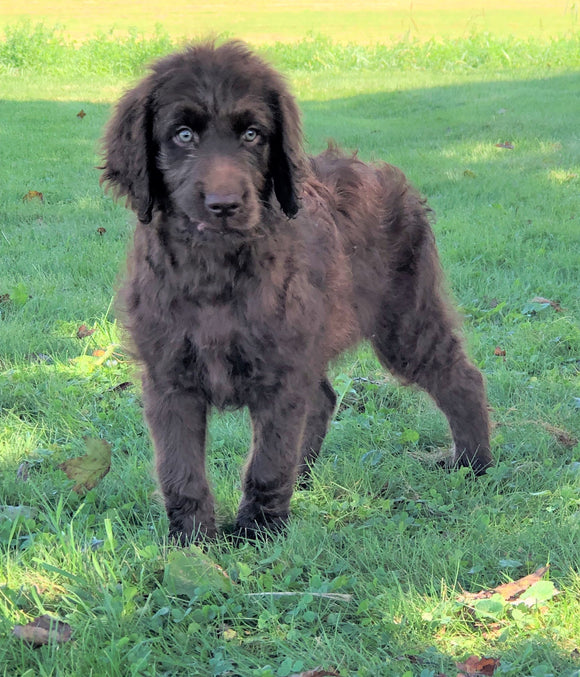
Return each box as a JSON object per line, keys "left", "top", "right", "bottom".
{"left": 102, "top": 41, "right": 492, "bottom": 542}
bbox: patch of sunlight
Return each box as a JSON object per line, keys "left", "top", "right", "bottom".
{"left": 548, "top": 168, "right": 579, "bottom": 184}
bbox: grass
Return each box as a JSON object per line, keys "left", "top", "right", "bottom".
{"left": 1, "top": 11, "right": 580, "bottom": 677}
{"left": 1, "top": 1, "right": 579, "bottom": 44}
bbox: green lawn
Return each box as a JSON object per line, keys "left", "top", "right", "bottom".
{"left": 1, "top": 8, "right": 579, "bottom": 677}
{"left": 1, "top": 0, "right": 578, "bottom": 44}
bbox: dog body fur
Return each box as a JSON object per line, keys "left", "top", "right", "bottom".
{"left": 103, "top": 41, "right": 492, "bottom": 541}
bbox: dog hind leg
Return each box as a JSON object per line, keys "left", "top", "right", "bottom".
{"left": 296, "top": 378, "right": 337, "bottom": 483}
{"left": 370, "top": 221, "right": 492, "bottom": 474}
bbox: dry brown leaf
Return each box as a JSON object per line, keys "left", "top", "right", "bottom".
{"left": 456, "top": 655, "right": 500, "bottom": 676}
{"left": 494, "top": 566, "right": 549, "bottom": 601}
{"left": 493, "top": 346, "right": 506, "bottom": 357}
{"left": 13, "top": 615, "right": 72, "bottom": 647}
{"left": 22, "top": 190, "right": 44, "bottom": 202}
{"left": 111, "top": 381, "right": 133, "bottom": 392}
{"left": 495, "top": 141, "right": 514, "bottom": 149}
{"left": 76, "top": 109, "right": 86, "bottom": 119}
{"left": 538, "top": 422, "right": 578, "bottom": 449}
{"left": 531, "top": 296, "right": 564, "bottom": 312}
{"left": 76, "top": 324, "right": 96, "bottom": 339}
{"left": 96, "top": 227, "right": 106, "bottom": 235}
{"left": 460, "top": 566, "right": 549, "bottom": 603}
{"left": 501, "top": 418, "right": 578, "bottom": 449}
{"left": 58, "top": 438, "right": 111, "bottom": 494}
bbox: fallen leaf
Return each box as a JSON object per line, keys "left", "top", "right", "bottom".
{"left": 471, "top": 594, "right": 506, "bottom": 619}
{"left": 76, "top": 324, "right": 96, "bottom": 339}
{"left": 221, "top": 627, "right": 238, "bottom": 640}
{"left": 531, "top": 296, "right": 564, "bottom": 312}
{"left": 537, "top": 422, "right": 578, "bottom": 449}
{"left": 495, "top": 141, "right": 514, "bottom": 149}
{"left": 456, "top": 655, "right": 500, "bottom": 676}
{"left": 96, "top": 227, "right": 106, "bottom": 235}
{"left": 111, "top": 381, "right": 133, "bottom": 392}
{"left": 13, "top": 615, "right": 72, "bottom": 647}
{"left": 481, "top": 622, "right": 503, "bottom": 640}
{"left": 517, "top": 579, "right": 559, "bottom": 607}
{"left": 460, "top": 566, "right": 550, "bottom": 603}
{"left": 58, "top": 438, "right": 111, "bottom": 494}
{"left": 76, "top": 109, "right": 86, "bottom": 119}
{"left": 289, "top": 670, "right": 340, "bottom": 677}
{"left": 494, "top": 346, "right": 506, "bottom": 357}
{"left": 494, "top": 566, "right": 550, "bottom": 601}
{"left": 22, "top": 190, "right": 44, "bottom": 202}
{"left": 163, "top": 548, "right": 234, "bottom": 596}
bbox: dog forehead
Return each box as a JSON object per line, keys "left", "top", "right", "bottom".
{"left": 153, "top": 45, "right": 274, "bottom": 107}
{"left": 154, "top": 74, "right": 275, "bottom": 131}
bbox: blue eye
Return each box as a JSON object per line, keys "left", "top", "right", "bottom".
{"left": 175, "top": 126, "right": 198, "bottom": 146}
{"left": 242, "top": 127, "right": 259, "bottom": 143}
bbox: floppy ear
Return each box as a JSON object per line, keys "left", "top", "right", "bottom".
{"left": 101, "top": 81, "right": 160, "bottom": 224}
{"left": 268, "top": 90, "right": 306, "bottom": 218}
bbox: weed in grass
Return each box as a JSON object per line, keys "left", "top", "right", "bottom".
{"left": 1, "top": 24, "right": 580, "bottom": 77}
{"left": 1, "top": 23, "right": 579, "bottom": 677}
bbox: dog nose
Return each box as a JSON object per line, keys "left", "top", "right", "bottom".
{"left": 204, "top": 193, "right": 241, "bottom": 218}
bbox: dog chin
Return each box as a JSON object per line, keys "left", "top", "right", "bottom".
{"left": 188, "top": 216, "right": 259, "bottom": 239}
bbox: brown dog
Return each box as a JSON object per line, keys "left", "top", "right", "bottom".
{"left": 102, "top": 41, "right": 492, "bottom": 542}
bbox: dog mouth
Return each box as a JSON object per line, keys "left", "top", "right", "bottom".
{"left": 189, "top": 218, "right": 246, "bottom": 238}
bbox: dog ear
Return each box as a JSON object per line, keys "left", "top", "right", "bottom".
{"left": 268, "top": 90, "right": 305, "bottom": 218}
{"left": 101, "top": 81, "right": 159, "bottom": 224}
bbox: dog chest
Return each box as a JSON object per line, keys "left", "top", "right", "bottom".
{"left": 168, "top": 301, "right": 292, "bottom": 409}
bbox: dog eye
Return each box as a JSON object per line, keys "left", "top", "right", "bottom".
{"left": 174, "top": 127, "right": 199, "bottom": 146}
{"left": 241, "top": 127, "right": 260, "bottom": 143}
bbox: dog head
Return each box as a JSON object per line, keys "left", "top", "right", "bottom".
{"left": 101, "top": 41, "right": 305, "bottom": 234}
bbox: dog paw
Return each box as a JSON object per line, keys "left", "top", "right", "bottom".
{"left": 168, "top": 518, "right": 217, "bottom": 546}
{"left": 234, "top": 509, "right": 288, "bottom": 541}
{"left": 452, "top": 445, "right": 494, "bottom": 476}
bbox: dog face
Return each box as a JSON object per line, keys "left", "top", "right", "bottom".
{"left": 102, "top": 41, "right": 305, "bottom": 232}
{"left": 154, "top": 74, "right": 273, "bottom": 235}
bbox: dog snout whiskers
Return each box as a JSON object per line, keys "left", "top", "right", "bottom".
{"left": 205, "top": 193, "right": 241, "bottom": 218}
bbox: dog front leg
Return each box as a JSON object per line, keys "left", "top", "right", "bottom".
{"left": 142, "top": 377, "right": 215, "bottom": 543}
{"left": 236, "top": 388, "right": 308, "bottom": 536}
